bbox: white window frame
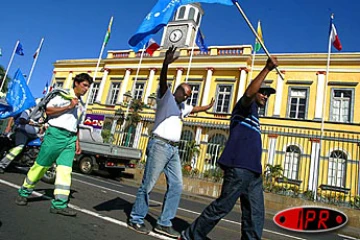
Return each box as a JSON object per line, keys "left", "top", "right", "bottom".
{"left": 330, "top": 88, "right": 354, "bottom": 123}
{"left": 88, "top": 82, "right": 100, "bottom": 104}
{"left": 215, "top": 85, "right": 233, "bottom": 114}
{"left": 107, "top": 82, "right": 121, "bottom": 105}
{"left": 284, "top": 145, "right": 300, "bottom": 180}
{"left": 328, "top": 150, "right": 347, "bottom": 188}
{"left": 134, "top": 82, "right": 145, "bottom": 100}
{"left": 187, "top": 83, "right": 200, "bottom": 106}
{"left": 287, "top": 87, "right": 309, "bottom": 119}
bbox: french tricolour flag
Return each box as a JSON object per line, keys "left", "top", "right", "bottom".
{"left": 145, "top": 38, "right": 160, "bottom": 56}
{"left": 330, "top": 16, "right": 342, "bottom": 51}
{"left": 42, "top": 82, "right": 48, "bottom": 95}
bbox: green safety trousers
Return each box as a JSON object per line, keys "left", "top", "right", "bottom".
{"left": 18, "top": 126, "right": 77, "bottom": 209}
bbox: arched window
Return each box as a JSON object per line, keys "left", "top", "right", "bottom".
{"left": 284, "top": 145, "right": 301, "bottom": 180}
{"left": 328, "top": 150, "right": 347, "bottom": 187}
{"left": 178, "top": 6, "right": 186, "bottom": 19}
{"left": 205, "top": 133, "right": 227, "bottom": 169}
{"left": 189, "top": 8, "right": 196, "bottom": 21}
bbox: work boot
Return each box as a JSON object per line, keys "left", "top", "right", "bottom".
{"left": 154, "top": 224, "right": 180, "bottom": 238}
{"left": 15, "top": 196, "right": 28, "bottom": 206}
{"left": 128, "top": 221, "right": 150, "bottom": 235}
{"left": 50, "top": 207, "right": 77, "bottom": 217}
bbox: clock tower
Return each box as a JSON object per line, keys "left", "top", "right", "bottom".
{"left": 161, "top": 3, "right": 204, "bottom": 49}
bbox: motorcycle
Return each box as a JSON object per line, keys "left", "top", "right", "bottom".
{"left": 0, "top": 133, "right": 56, "bottom": 184}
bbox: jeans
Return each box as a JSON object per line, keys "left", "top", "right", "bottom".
{"left": 130, "top": 138, "right": 183, "bottom": 227}
{"left": 183, "top": 167, "right": 264, "bottom": 240}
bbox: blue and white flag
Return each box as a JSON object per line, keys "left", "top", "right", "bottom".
{"left": 196, "top": 29, "right": 208, "bottom": 53}
{"left": 128, "top": 0, "right": 234, "bottom": 52}
{"left": 15, "top": 42, "right": 24, "bottom": 56}
{"left": 0, "top": 69, "right": 36, "bottom": 119}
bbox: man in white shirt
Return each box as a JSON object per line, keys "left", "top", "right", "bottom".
{"left": 128, "top": 46, "right": 214, "bottom": 238}
{"left": 16, "top": 73, "right": 93, "bottom": 217}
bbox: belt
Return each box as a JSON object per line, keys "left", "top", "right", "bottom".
{"left": 151, "top": 134, "right": 179, "bottom": 147}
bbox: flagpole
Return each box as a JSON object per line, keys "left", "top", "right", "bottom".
{"left": 232, "top": 0, "right": 284, "bottom": 80}
{"left": 119, "top": 45, "right": 146, "bottom": 145}
{"left": 249, "top": 20, "right": 260, "bottom": 82}
{"left": 312, "top": 14, "right": 334, "bottom": 201}
{"left": 27, "top": 37, "right": 44, "bottom": 85}
{"left": 83, "top": 16, "right": 113, "bottom": 123}
{"left": 0, "top": 41, "right": 19, "bottom": 92}
{"left": 185, "top": 27, "right": 199, "bottom": 83}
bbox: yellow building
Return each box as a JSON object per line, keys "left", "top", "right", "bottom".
{"left": 52, "top": 4, "right": 360, "bottom": 203}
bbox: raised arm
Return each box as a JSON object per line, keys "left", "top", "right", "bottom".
{"left": 241, "top": 57, "right": 278, "bottom": 107}
{"left": 159, "top": 46, "right": 179, "bottom": 98}
{"left": 191, "top": 98, "right": 215, "bottom": 114}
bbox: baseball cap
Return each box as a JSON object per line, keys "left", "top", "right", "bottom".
{"left": 259, "top": 82, "right": 276, "bottom": 95}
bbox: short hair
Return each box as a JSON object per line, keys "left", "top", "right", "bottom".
{"left": 73, "top": 73, "right": 93, "bottom": 88}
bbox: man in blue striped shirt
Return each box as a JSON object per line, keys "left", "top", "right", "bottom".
{"left": 181, "top": 56, "right": 278, "bottom": 240}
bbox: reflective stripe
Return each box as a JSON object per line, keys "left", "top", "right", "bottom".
{"left": 54, "top": 194, "right": 69, "bottom": 201}
{"left": 54, "top": 184, "right": 71, "bottom": 191}
{"left": 6, "top": 145, "right": 25, "bottom": 161}
{"left": 240, "top": 121, "right": 262, "bottom": 135}
{"left": 25, "top": 176, "right": 37, "bottom": 186}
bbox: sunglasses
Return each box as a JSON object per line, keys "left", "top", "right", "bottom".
{"left": 258, "top": 89, "right": 272, "bottom": 96}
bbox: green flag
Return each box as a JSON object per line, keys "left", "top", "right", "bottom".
{"left": 254, "top": 21, "right": 263, "bottom": 52}
{"left": 103, "top": 16, "right": 114, "bottom": 46}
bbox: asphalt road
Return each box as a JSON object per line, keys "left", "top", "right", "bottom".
{"left": 0, "top": 168, "right": 356, "bottom": 240}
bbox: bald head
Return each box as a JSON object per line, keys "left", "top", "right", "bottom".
{"left": 174, "top": 83, "right": 192, "bottom": 103}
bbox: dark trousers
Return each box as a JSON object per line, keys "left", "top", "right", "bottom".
{"left": 183, "top": 167, "right": 264, "bottom": 240}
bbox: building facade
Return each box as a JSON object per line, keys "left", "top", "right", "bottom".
{"left": 52, "top": 4, "right": 360, "bottom": 203}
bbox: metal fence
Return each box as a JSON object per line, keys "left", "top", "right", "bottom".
{"left": 117, "top": 120, "right": 360, "bottom": 207}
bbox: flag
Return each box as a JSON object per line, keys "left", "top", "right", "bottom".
{"left": 145, "top": 38, "right": 160, "bottom": 56}
{"left": 33, "top": 41, "right": 43, "bottom": 59}
{"left": 0, "top": 69, "right": 36, "bottom": 119}
{"left": 0, "top": 48, "right": 2, "bottom": 57}
{"left": 254, "top": 20, "right": 263, "bottom": 52}
{"left": 329, "top": 15, "right": 342, "bottom": 51}
{"left": 49, "top": 83, "right": 55, "bottom": 92}
{"left": 43, "top": 82, "right": 49, "bottom": 94}
{"left": 128, "top": 0, "right": 234, "bottom": 52}
{"left": 195, "top": 29, "right": 208, "bottom": 53}
{"left": 103, "top": 16, "right": 114, "bottom": 46}
{"left": 15, "top": 42, "right": 24, "bottom": 56}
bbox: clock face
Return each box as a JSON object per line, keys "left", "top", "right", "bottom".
{"left": 169, "top": 29, "right": 183, "bottom": 43}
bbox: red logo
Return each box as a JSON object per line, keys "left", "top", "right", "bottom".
{"left": 273, "top": 206, "right": 347, "bottom": 233}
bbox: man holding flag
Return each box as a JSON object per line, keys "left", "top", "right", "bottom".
{"left": 180, "top": 56, "right": 278, "bottom": 240}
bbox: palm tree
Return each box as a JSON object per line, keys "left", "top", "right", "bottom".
{"left": 0, "top": 65, "right": 10, "bottom": 93}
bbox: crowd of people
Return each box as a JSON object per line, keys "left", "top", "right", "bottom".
{"left": 0, "top": 46, "right": 278, "bottom": 240}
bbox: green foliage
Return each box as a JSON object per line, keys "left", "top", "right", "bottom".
{"left": 204, "top": 167, "right": 224, "bottom": 182}
{"left": 0, "top": 65, "right": 10, "bottom": 93}
{"left": 101, "top": 129, "right": 111, "bottom": 143}
{"left": 184, "top": 140, "right": 200, "bottom": 165}
{"left": 263, "top": 164, "right": 284, "bottom": 192}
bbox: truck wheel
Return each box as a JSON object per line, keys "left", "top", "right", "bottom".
{"left": 41, "top": 163, "right": 56, "bottom": 184}
{"left": 79, "top": 156, "right": 93, "bottom": 175}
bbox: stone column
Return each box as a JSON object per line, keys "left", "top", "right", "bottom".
{"left": 144, "top": 68, "right": 157, "bottom": 103}
{"left": 201, "top": 67, "right": 214, "bottom": 106}
{"left": 273, "top": 70, "right": 286, "bottom": 117}
{"left": 119, "top": 68, "right": 132, "bottom": 103}
{"left": 308, "top": 138, "right": 321, "bottom": 192}
{"left": 267, "top": 134, "right": 278, "bottom": 166}
{"left": 174, "top": 67, "right": 184, "bottom": 90}
{"left": 236, "top": 68, "right": 249, "bottom": 101}
{"left": 95, "top": 68, "right": 110, "bottom": 103}
{"left": 133, "top": 122, "right": 143, "bottom": 148}
{"left": 314, "top": 71, "right": 326, "bottom": 120}
{"left": 65, "top": 71, "right": 73, "bottom": 89}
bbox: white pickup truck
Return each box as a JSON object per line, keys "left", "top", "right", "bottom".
{"left": 75, "top": 125, "right": 142, "bottom": 177}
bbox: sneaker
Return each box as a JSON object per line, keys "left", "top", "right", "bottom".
{"left": 50, "top": 207, "right": 77, "bottom": 217}
{"left": 179, "top": 231, "right": 189, "bottom": 240}
{"left": 15, "top": 196, "right": 28, "bottom": 206}
{"left": 0, "top": 168, "right": 4, "bottom": 174}
{"left": 154, "top": 224, "right": 180, "bottom": 238}
{"left": 128, "top": 221, "right": 150, "bottom": 235}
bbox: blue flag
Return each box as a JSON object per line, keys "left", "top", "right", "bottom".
{"left": 0, "top": 69, "right": 36, "bottom": 119}
{"left": 196, "top": 29, "right": 208, "bottom": 53}
{"left": 16, "top": 42, "right": 24, "bottom": 56}
{"left": 128, "top": 0, "right": 234, "bottom": 52}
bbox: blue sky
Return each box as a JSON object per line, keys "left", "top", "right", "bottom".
{"left": 1, "top": 0, "right": 359, "bottom": 98}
